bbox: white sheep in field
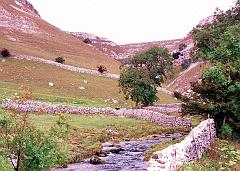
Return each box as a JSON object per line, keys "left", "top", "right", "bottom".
{"left": 48, "top": 82, "right": 54, "bottom": 87}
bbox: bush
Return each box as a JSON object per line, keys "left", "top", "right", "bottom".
{"left": 220, "top": 123, "right": 233, "bottom": 139}
{"left": 172, "top": 51, "right": 181, "bottom": 59}
{"left": 1, "top": 48, "right": 10, "bottom": 57}
{"left": 83, "top": 38, "right": 92, "bottom": 44}
{"left": 97, "top": 65, "right": 107, "bottom": 73}
{"left": 0, "top": 90, "right": 69, "bottom": 171}
{"left": 55, "top": 57, "right": 65, "bottom": 64}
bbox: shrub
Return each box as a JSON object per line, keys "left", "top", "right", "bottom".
{"left": 172, "top": 51, "right": 181, "bottom": 59}
{"left": 97, "top": 65, "right": 107, "bottom": 73}
{"left": 83, "top": 38, "right": 92, "bottom": 44}
{"left": 55, "top": 57, "right": 65, "bottom": 64}
{"left": 1, "top": 48, "right": 10, "bottom": 57}
{"left": 0, "top": 90, "right": 69, "bottom": 171}
{"left": 220, "top": 123, "right": 233, "bottom": 139}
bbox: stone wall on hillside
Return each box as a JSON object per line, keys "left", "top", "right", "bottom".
{"left": 12, "top": 55, "right": 120, "bottom": 79}
{"left": 143, "top": 104, "right": 182, "bottom": 114}
{"left": 0, "top": 101, "right": 191, "bottom": 128}
{"left": 148, "top": 119, "right": 216, "bottom": 171}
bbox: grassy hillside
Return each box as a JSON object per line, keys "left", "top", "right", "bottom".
{"left": 0, "top": 58, "right": 179, "bottom": 107}
{"left": 167, "top": 62, "right": 210, "bottom": 93}
{"left": 0, "top": 0, "right": 120, "bottom": 73}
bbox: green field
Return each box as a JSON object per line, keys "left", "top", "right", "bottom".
{"left": 31, "top": 113, "right": 187, "bottom": 161}
{"left": 0, "top": 109, "right": 187, "bottom": 163}
{"left": 0, "top": 58, "right": 180, "bottom": 108}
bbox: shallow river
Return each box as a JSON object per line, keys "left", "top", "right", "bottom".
{"left": 54, "top": 133, "right": 181, "bottom": 171}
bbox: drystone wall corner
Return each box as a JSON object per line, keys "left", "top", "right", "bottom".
{"left": 148, "top": 119, "right": 216, "bottom": 171}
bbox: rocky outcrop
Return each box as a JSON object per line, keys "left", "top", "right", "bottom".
{"left": 70, "top": 32, "right": 194, "bottom": 62}
{"left": 0, "top": 1, "right": 44, "bottom": 35}
{"left": 148, "top": 119, "right": 216, "bottom": 171}
{"left": 16, "top": 0, "right": 40, "bottom": 17}
{"left": 70, "top": 32, "right": 124, "bottom": 60}
{"left": 0, "top": 100, "right": 191, "bottom": 128}
{"left": 119, "top": 39, "right": 182, "bottom": 60}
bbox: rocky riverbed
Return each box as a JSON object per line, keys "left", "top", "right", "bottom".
{"left": 53, "top": 133, "right": 181, "bottom": 171}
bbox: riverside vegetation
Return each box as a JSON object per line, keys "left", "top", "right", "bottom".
{"left": 0, "top": 89, "right": 188, "bottom": 170}
{"left": 176, "top": 1, "right": 240, "bottom": 170}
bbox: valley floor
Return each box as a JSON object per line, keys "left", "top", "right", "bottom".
{"left": 0, "top": 109, "right": 188, "bottom": 170}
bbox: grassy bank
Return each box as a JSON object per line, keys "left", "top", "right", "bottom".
{"left": 0, "top": 109, "right": 188, "bottom": 164}
{"left": 183, "top": 139, "right": 240, "bottom": 170}
{"left": 30, "top": 113, "right": 188, "bottom": 162}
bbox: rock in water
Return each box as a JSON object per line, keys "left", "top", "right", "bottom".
{"left": 89, "top": 156, "right": 105, "bottom": 165}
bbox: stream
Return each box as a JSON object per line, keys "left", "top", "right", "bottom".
{"left": 54, "top": 133, "right": 181, "bottom": 171}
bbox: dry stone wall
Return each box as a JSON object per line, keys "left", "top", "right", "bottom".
{"left": 0, "top": 101, "right": 191, "bottom": 128}
{"left": 143, "top": 104, "right": 182, "bottom": 114}
{"left": 148, "top": 119, "right": 216, "bottom": 171}
{"left": 12, "top": 55, "right": 120, "bottom": 79}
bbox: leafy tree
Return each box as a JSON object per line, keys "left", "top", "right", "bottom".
{"left": 191, "top": 1, "right": 240, "bottom": 61}
{"left": 119, "top": 68, "right": 158, "bottom": 107}
{"left": 181, "top": 1, "right": 240, "bottom": 137}
{"left": 0, "top": 90, "right": 70, "bottom": 170}
{"left": 122, "top": 46, "right": 173, "bottom": 85}
{"left": 119, "top": 47, "right": 173, "bottom": 106}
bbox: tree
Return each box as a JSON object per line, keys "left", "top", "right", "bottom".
{"left": 122, "top": 47, "right": 173, "bottom": 85}
{"left": 119, "top": 68, "right": 158, "bottom": 107}
{"left": 182, "top": 1, "right": 240, "bottom": 137}
{"left": 0, "top": 90, "right": 70, "bottom": 170}
{"left": 190, "top": 1, "right": 240, "bottom": 62}
{"left": 119, "top": 47, "right": 173, "bottom": 106}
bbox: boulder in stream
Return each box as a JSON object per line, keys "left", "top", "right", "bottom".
{"left": 89, "top": 156, "right": 105, "bottom": 165}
